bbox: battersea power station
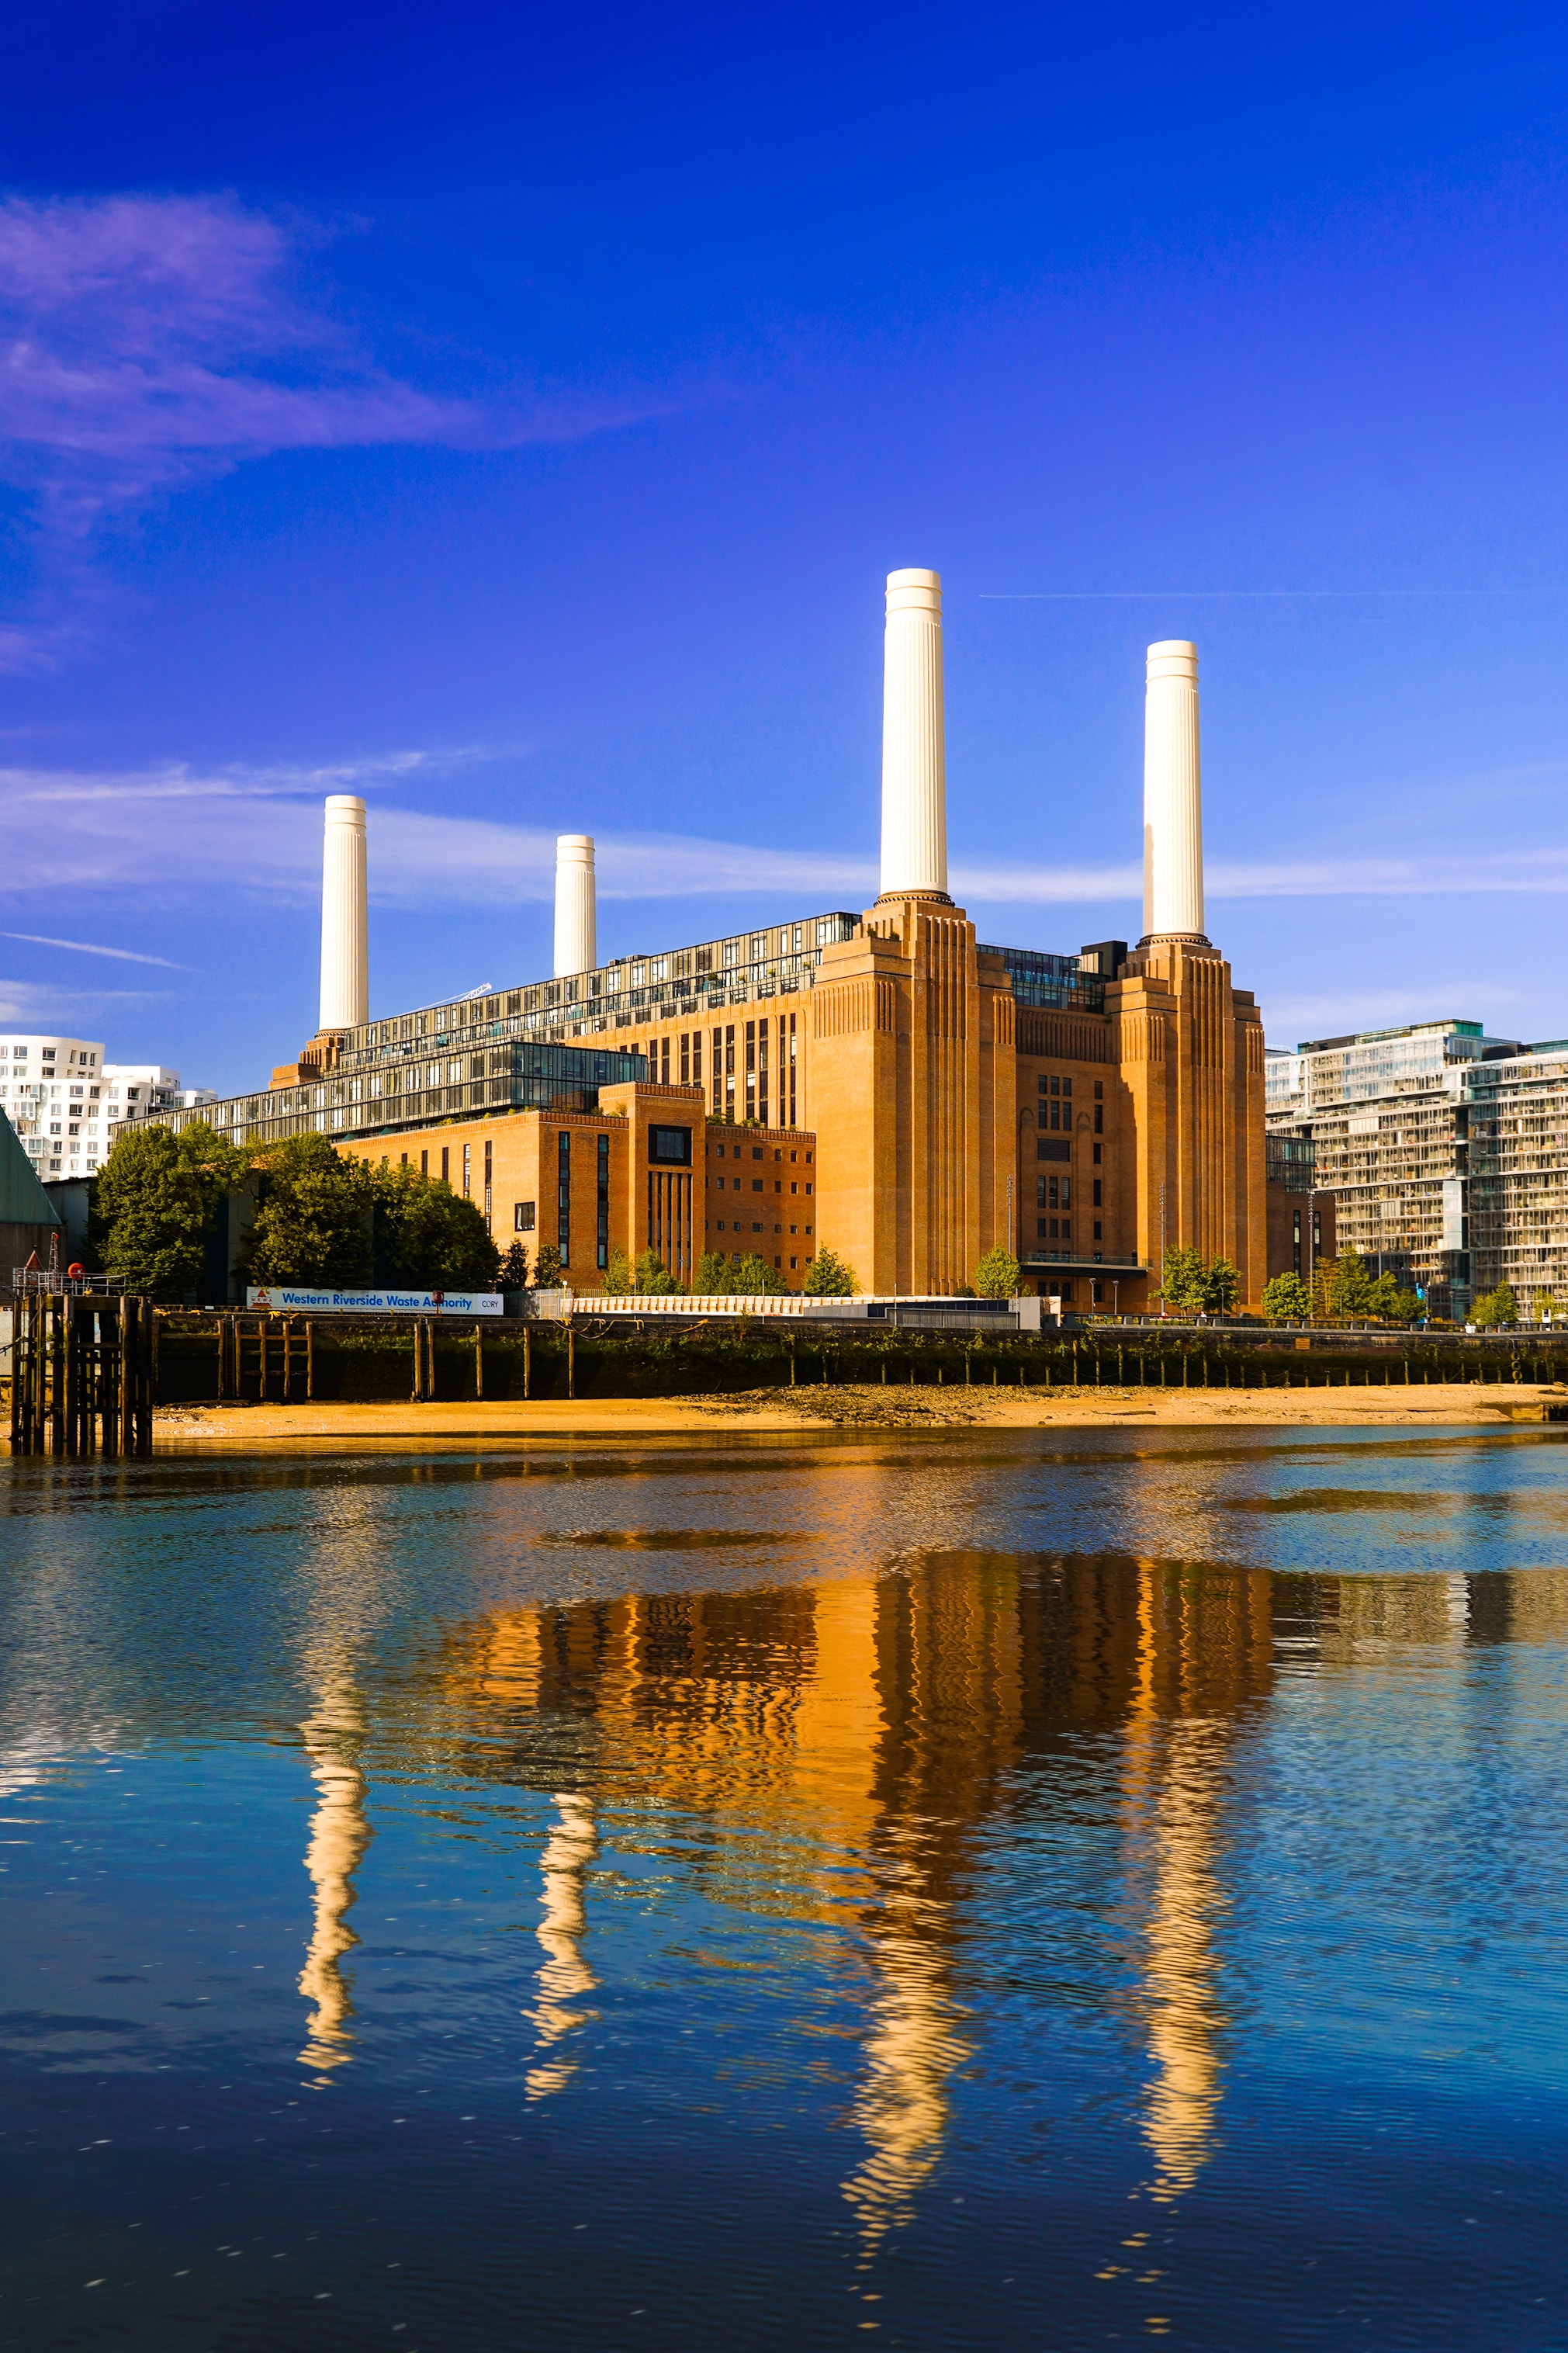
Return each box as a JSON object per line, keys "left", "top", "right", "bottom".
{"left": 148, "top": 572, "right": 1293, "bottom": 1308}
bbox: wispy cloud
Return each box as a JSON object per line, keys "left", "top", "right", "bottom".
{"left": 0, "top": 929, "right": 180, "bottom": 966}
{"left": 0, "top": 193, "right": 670, "bottom": 667}
{"left": 0, "top": 975, "right": 168, "bottom": 1025}
{"left": 7, "top": 752, "right": 1568, "bottom": 921}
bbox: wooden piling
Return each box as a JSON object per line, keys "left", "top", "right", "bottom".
{"left": 119, "top": 1296, "right": 135, "bottom": 1456}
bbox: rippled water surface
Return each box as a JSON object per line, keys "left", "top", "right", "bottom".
{"left": 4, "top": 1424, "right": 1568, "bottom": 2351}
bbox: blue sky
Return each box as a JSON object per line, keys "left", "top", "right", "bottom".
{"left": 5, "top": 2, "right": 1568, "bottom": 1088}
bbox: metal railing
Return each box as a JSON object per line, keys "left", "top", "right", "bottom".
{"left": 11, "top": 1268, "right": 126, "bottom": 1297}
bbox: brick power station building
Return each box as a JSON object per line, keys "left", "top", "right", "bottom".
{"left": 129, "top": 574, "right": 1304, "bottom": 1309}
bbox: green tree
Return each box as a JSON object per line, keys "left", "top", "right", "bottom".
{"left": 1262, "top": 1271, "right": 1312, "bottom": 1322}
{"left": 973, "top": 1245, "right": 1022, "bottom": 1298}
{"left": 603, "top": 1244, "right": 635, "bottom": 1294}
{"left": 1324, "top": 1249, "right": 1373, "bottom": 1319}
{"left": 693, "top": 1249, "right": 733, "bottom": 1293}
{"left": 1472, "top": 1282, "right": 1518, "bottom": 1328}
{"left": 367, "top": 1161, "right": 500, "bottom": 1290}
{"left": 730, "top": 1252, "right": 785, "bottom": 1294}
{"left": 1366, "top": 1270, "right": 1420, "bottom": 1325}
{"left": 533, "top": 1242, "right": 564, "bottom": 1289}
{"left": 1202, "top": 1255, "right": 1241, "bottom": 1314}
{"left": 248, "top": 1132, "right": 373, "bottom": 1287}
{"left": 804, "top": 1246, "right": 858, "bottom": 1297}
{"left": 635, "top": 1248, "right": 677, "bottom": 1294}
{"left": 1532, "top": 1288, "right": 1562, "bottom": 1326}
{"left": 95, "top": 1119, "right": 247, "bottom": 1300}
{"left": 497, "top": 1239, "right": 530, "bottom": 1290}
{"left": 1155, "top": 1245, "right": 1207, "bottom": 1314}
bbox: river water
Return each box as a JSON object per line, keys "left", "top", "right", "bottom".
{"left": 3, "top": 1426, "right": 1567, "bottom": 2351}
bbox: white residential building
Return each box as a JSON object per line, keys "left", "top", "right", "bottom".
{"left": 0, "top": 1034, "right": 213, "bottom": 1180}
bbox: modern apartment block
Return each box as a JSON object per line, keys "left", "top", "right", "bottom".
{"left": 1267, "top": 1019, "right": 1568, "bottom": 1319}
{"left": 0, "top": 1035, "right": 213, "bottom": 1182}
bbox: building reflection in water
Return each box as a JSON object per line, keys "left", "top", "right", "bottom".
{"left": 378, "top": 1519, "right": 1568, "bottom": 2230}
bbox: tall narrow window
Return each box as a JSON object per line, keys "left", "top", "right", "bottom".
{"left": 462, "top": 1142, "right": 471, "bottom": 1198}
{"left": 661, "top": 1036, "right": 670, "bottom": 1085}
{"left": 680, "top": 1033, "right": 690, "bottom": 1086}
{"left": 558, "top": 1130, "right": 571, "bottom": 1269}
{"left": 746, "top": 1021, "right": 756, "bottom": 1122}
{"left": 421, "top": 1150, "right": 428, "bottom": 1176}
{"left": 758, "top": 1021, "right": 769, "bottom": 1128}
{"left": 693, "top": 1031, "right": 702, "bottom": 1090}
{"left": 725, "top": 1025, "right": 736, "bottom": 1122}
{"left": 712, "top": 1028, "right": 724, "bottom": 1117}
{"left": 484, "top": 1138, "right": 493, "bottom": 1229}
{"left": 597, "top": 1132, "right": 610, "bottom": 1270}
{"left": 441, "top": 1146, "right": 449, "bottom": 1183}
{"left": 789, "top": 1010, "right": 797, "bottom": 1127}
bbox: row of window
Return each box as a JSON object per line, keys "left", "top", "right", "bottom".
{"left": 635, "top": 1017, "right": 802, "bottom": 1129}
{"left": 1037, "top": 1073, "right": 1106, "bottom": 1134}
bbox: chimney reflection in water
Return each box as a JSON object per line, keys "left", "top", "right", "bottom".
{"left": 297, "top": 1681, "right": 373, "bottom": 2073}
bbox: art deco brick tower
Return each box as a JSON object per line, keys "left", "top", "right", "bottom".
{"left": 811, "top": 571, "right": 1015, "bottom": 1294}
{"left": 1114, "top": 642, "right": 1267, "bottom": 1301}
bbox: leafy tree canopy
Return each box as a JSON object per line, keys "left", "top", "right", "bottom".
{"left": 634, "top": 1249, "right": 678, "bottom": 1294}
{"left": 692, "top": 1249, "right": 733, "bottom": 1293}
{"left": 1155, "top": 1245, "right": 1207, "bottom": 1313}
{"left": 1262, "top": 1271, "right": 1312, "bottom": 1323}
{"left": 1367, "top": 1270, "right": 1421, "bottom": 1325}
{"left": 248, "top": 1132, "right": 372, "bottom": 1287}
{"left": 804, "top": 1247, "right": 857, "bottom": 1297}
{"left": 1327, "top": 1249, "right": 1374, "bottom": 1318}
{"left": 367, "top": 1160, "right": 500, "bottom": 1291}
{"left": 1156, "top": 1246, "right": 1239, "bottom": 1315}
{"left": 603, "top": 1244, "right": 635, "bottom": 1294}
{"left": 533, "top": 1242, "right": 564, "bottom": 1289}
{"left": 95, "top": 1119, "right": 247, "bottom": 1300}
{"left": 729, "top": 1252, "right": 785, "bottom": 1294}
{"left": 1471, "top": 1282, "right": 1518, "bottom": 1328}
{"left": 497, "top": 1239, "right": 530, "bottom": 1291}
{"left": 973, "top": 1246, "right": 1021, "bottom": 1299}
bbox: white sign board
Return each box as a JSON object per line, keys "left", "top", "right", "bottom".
{"left": 245, "top": 1287, "right": 504, "bottom": 1317}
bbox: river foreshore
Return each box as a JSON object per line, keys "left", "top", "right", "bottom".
{"left": 148, "top": 1380, "right": 1568, "bottom": 1444}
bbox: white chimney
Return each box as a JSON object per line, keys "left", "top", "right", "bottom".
{"left": 878, "top": 567, "right": 949, "bottom": 900}
{"left": 319, "top": 795, "right": 369, "bottom": 1031}
{"left": 1141, "top": 639, "right": 1206, "bottom": 941}
{"left": 554, "top": 834, "right": 596, "bottom": 976}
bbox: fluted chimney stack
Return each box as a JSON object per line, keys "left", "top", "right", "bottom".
{"left": 878, "top": 567, "right": 950, "bottom": 901}
{"left": 554, "top": 834, "right": 596, "bottom": 976}
{"left": 319, "top": 795, "right": 369, "bottom": 1031}
{"left": 1141, "top": 639, "right": 1207, "bottom": 942}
